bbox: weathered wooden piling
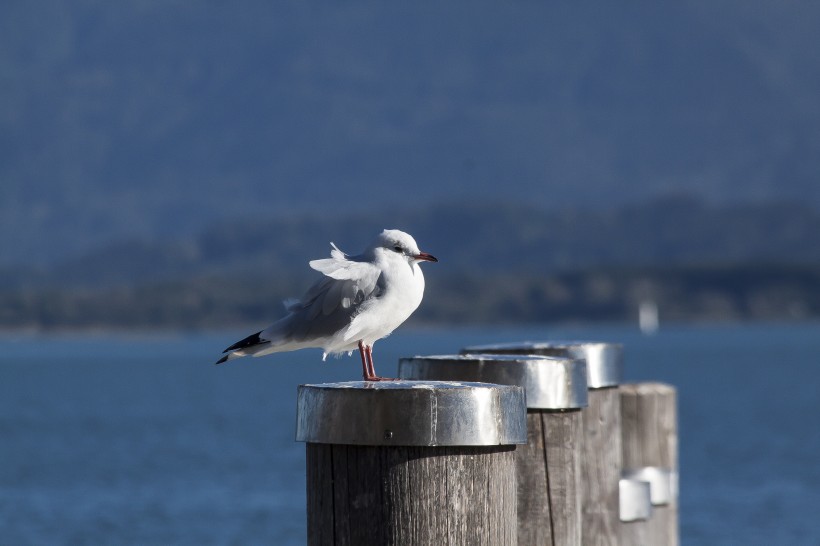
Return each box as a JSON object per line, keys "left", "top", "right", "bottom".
{"left": 296, "top": 380, "right": 527, "bottom": 546}
{"left": 399, "top": 354, "right": 588, "bottom": 546}
{"left": 462, "top": 341, "right": 625, "bottom": 546}
{"left": 620, "top": 382, "right": 679, "bottom": 546}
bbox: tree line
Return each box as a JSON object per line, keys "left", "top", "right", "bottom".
{"left": 3, "top": 263, "right": 817, "bottom": 330}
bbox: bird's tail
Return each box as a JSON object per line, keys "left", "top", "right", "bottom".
{"left": 215, "top": 330, "right": 271, "bottom": 365}
{"left": 214, "top": 353, "right": 236, "bottom": 365}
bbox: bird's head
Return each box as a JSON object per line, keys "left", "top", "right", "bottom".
{"left": 371, "top": 229, "right": 438, "bottom": 264}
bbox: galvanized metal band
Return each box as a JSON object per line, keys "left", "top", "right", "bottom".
{"left": 295, "top": 380, "right": 527, "bottom": 447}
{"left": 398, "top": 354, "right": 588, "bottom": 410}
{"left": 461, "top": 341, "right": 623, "bottom": 388}
{"left": 622, "top": 466, "right": 677, "bottom": 506}
{"left": 619, "top": 478, "right": 653, "bottom": 522}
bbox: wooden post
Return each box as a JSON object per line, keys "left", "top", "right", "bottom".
{"left": 620, "top": 382, "right": 679, "bottom": 546}
{"left": 400, "top": 353, "right": 588, "bottom": 546}
{"left": 580, "top": 387, "right": 621, "bottom": 545}
{"left": 519, "top": 407, "right": 583, "bottom": 545}
{"left": 297, "top": 381, "right": 527, "bottom": 546}
{"left": 460, "top": 341, "right": 625, "bottom": 546}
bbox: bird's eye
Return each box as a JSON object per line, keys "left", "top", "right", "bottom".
{"left": 393, "top": 245, "right": 403, "bottom": 253}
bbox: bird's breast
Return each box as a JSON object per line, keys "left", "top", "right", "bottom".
{"left": 373, "top": 264, "right": 425, "bottom": 318}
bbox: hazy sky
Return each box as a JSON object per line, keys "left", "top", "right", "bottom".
{"left": 2, "top": 1, "right": 819, "bottom": 263}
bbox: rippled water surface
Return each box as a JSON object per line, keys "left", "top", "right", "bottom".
{"left": 2, "top": 322, "right": 819, "bottom": 544}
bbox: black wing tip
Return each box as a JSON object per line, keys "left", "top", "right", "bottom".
{"left": 217, "top": 330, "right": 271, "bottom": 364}
{"left": 215, "top": 354, "right": 230, "bottom": 365}
{"left": 223, "top": 330, "right": 265, "bottom": 353}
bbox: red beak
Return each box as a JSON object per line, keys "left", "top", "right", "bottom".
{"left": 415, "top": 252, "right": 438, "bottom": 262}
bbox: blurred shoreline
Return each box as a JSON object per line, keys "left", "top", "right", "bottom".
{"left": 4, "top": 261, "right": 820, "bottom": 331}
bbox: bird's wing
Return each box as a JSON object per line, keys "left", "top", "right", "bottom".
{"left": 283, "top": 248, "right": 382, "bottom": 342}
{"left": 308, "top": 243, "right": 374, "bottom": 281}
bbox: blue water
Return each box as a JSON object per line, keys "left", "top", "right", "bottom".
{"left": 2, "top": 322, "right": 819, "bottom": 545}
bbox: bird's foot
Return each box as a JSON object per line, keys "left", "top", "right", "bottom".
{"left": 363, "top": 376, "right": 399, "bottom": 382}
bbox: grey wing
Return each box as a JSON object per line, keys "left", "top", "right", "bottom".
{"left": 285, "top": 268, "right": 382, "bottom": 342}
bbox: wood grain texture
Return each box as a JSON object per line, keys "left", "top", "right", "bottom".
{"left": 516, "top": 409, "right": 582, "bottom": 546}
{"left": 306, "top": 444, "right": 517, "bottom": 546}
{"left": 619, "top": 519, "right": 652, "bottom": 546}
{"left": 620, "top": 383, "right": 679, "bottom": 546}
{"left": 543, "top": 410, "right": 583, "bottom": 546}
{"left": 516, "top": 412, "right": 552, "bottom": 545}
{"left": 620, "top": 383, "right": 678, "bottom": 470}
{"left": 581, "top": 387, "right": 622, "bottom": 546}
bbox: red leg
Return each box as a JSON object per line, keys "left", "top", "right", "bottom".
{"left": 365, "top": 345, "right": 375, "bottom": 378}
{"left": 363, "top": 344, "right": 397, "bottom": 382}
{"left": 358, "top": 341, "right": 370, "bottom": 380}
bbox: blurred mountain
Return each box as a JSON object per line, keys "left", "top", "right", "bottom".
{"left": 2, "top": 1, "right": 820, "bottom": 264}
{"left": 6, "top": 195, "right": 820, "bottom": 287}
{"left": 3, "top": 196, "right": 820, "bottom": 328}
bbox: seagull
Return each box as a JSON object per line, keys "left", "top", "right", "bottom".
{"left": 215, "top": 229, "right": 438, "bottom": 381}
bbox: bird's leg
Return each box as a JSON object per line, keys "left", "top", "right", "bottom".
{"left": 365, "top": 345, "right": 376, "bottom": 378}
{"left": 358, "top": 341, "right": 370, "bottom": 380}
{"left": 363, "top": 344, "right": 398, "bottom": 382}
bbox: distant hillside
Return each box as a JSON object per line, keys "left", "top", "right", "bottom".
{"left": 15, "top": 196, "right": 820, "bottom": 288}
{"left": 2, "top": 1, "right": 820, "bottom": 264}
{"left": 2, "top": 197, "right": 820, "bottom": 329}
{"left": 3, "top": 263, "right": 818, "bottom": 330}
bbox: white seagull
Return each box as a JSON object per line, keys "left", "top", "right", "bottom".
{"left": 215, "top": 229, "right": 438, "bottom": 381}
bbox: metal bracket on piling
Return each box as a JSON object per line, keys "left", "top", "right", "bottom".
{"left": 622, "top": 466, "right": 678, "bottom": 506}
{"left": 619, "top": 477, "right": 653, "bottom": 522}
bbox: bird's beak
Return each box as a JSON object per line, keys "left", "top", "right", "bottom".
{"left": 415, "top": 252, "right": 438, "bottom": 263}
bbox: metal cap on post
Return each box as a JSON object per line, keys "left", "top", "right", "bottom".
{"left": 298, "top": 380, "right": 527, "bottom": 545}
{"left": 397, "top": 353, "right": 588, "bottom": 409}
{"left": 460, "top": 342, "right": 625, "bottom": 545}
{"left": 296, "top": 380, "right": 527, "bottom": 446}
{"left": 399, "top": 353, "right": 587, "bottom": 546}
{"left": 461, "top": 341, "right": 623, "bottom": 388}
